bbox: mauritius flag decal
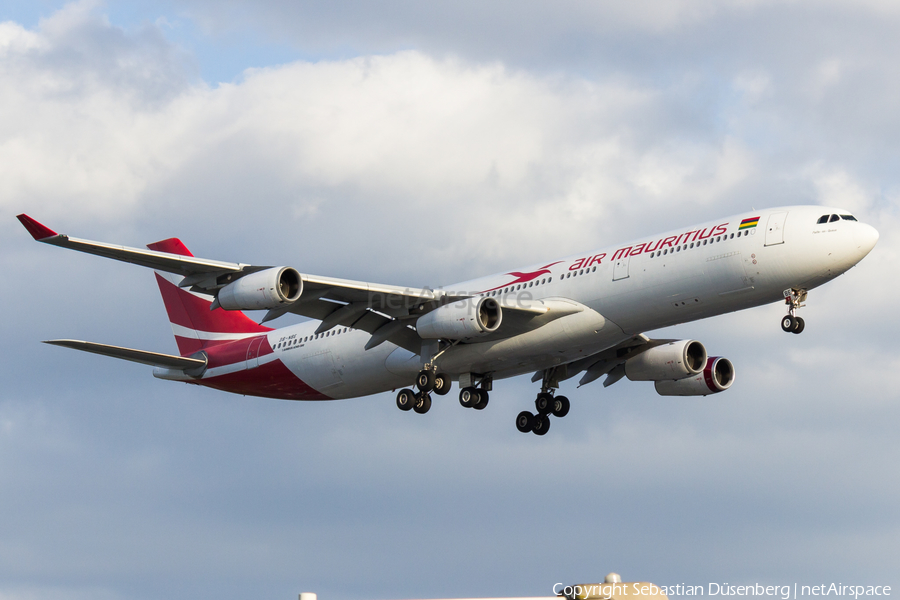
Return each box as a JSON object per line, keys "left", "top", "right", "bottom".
{"left": 739, "top": 216, "right": 760, "bottom": 230}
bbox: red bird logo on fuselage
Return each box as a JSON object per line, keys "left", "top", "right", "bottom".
{"left": 481, "top": 262, "right": 563, "bottom": 293}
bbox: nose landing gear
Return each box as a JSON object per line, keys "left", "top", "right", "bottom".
{"left": 781, "top": 288, "right": 807, "bottom": 334}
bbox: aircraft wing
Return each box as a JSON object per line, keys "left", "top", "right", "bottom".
{"left": 17, "top": 214, "right": 246, "bottom": 276}
{"left": 530, "top": 335, "right": 690, "bottom": 389}
{"left": 17, "top": 214, "right": 444, "bottom": 306}
{"left": 19, "top": 214, "right": 583, "bottom": 352}
{"left": 18, "top": 214, "right": 476, "bottom": 352}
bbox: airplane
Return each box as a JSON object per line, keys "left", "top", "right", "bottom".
{"left": 16, "top": 206, "right": 878, "bottom": 435}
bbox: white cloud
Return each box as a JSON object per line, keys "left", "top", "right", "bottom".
{"left": 1, "top": 10, "right": 771, "bottom": 276}
{"left": 804, "top": 164, "right": 875, "bottom": 214}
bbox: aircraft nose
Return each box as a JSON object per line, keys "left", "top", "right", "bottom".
{"left": 854, "top": 223, "right": 879, "bottom": 256}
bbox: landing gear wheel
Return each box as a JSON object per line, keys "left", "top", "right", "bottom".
{"left": 532, "top": 414, "right": 551, "bottom": 436}
{"left": 416, "top": 370, "right": 436, "bottom": 392}
{"left": 433, "top": 373, "right": 451, "bottom": 396}
{"left": 516, "top": 411, "right": 535, "bottom": 433}
{"left": 781, "top": 315, "right": 796, "bottom": 332}
{"left": 551, "top": 395, "right": 570, "bottom": 418}
{"left": 473, "top": 390, "right": 489, "bottom": 410}
{"left": 459, "top": 387, "right": 478, "bottom": 408}
{"left": 792, "top": 316, "right": 805, "bottom": 334}
{"left": 396, "top": 389, "right": 416, "bottom": 411}
{"left": 535, "top": 392, "right": 554, "bottom": 414}
{"left": 413, "top": 392, "right": 432, "bottom": 414}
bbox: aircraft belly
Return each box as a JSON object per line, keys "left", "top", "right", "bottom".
{"left": 281, "top": 332, "right": 409, "bottom": 399}
{"left": 436, "top": 308, "right": 629, "bottom": 375}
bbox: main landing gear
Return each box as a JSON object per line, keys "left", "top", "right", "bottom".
{"left": 396, "top": 368, "right": 451, "bottom": 415}
{"left": 781, "top": 288, "right": 807, "bottom": 334}
{"left": 516, "top": 392, "right": 570, "bottom": 436}
{"left": 459, "top": 386, "right": 489, "bottom": 410}
{"left": 516, "top": 367, "right": 570, "bottom": 436}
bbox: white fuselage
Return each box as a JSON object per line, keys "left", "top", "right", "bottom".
{"left": 187, "top": 205, "right": 877, "bottom": 399}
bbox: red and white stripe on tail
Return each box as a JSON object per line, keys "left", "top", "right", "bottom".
{"left": 147, "top": 238, "right": 272, "bottom": 356}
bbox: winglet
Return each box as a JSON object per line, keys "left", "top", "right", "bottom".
{"left": 16, "top": 214, "right": 59, "bottom": 240}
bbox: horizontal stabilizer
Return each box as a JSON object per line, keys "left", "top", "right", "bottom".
{"left": 44, "top": 339, "right": 207, "bottom": 370}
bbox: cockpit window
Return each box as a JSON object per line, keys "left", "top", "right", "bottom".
{"left": 817, "top": 215, "right": 829, "bottom": 224}
{"left": 829, "top": 214, "right": 840, "bottom": 222}
{"left": 840, "top": 214, "right": 858, "bottom": 221}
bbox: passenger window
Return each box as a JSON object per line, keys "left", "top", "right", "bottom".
{"left": 817, "top": 215, "right": 829, "bottom": 224}
{"left": 829, "top": 214, "right": 840, "bottom": 222}
{"left": 729, "top": 233, "right": 734, "bottom": 239}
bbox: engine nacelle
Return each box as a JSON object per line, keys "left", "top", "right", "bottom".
{"left": 416, "top": 297, "right": 502, "bottom": 340}
{"left": 654, "top": 357, "right": 735, "bottom": 396}
{"left": 624, "top": 339, "right": 707, "bottom": 381}
{"left": 217, "top": 267, "right": 303, "bottom": 310}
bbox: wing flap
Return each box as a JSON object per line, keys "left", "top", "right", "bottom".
{"left": 44, "top": 339, "right": 207, "bottom": 370}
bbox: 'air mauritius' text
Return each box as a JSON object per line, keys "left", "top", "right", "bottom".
{"left": 610, "top": 222, "right": 731, "bottom": 260}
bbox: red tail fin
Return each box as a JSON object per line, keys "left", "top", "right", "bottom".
{"left": 148, "top": 238, "right": 271, "bottom": 355}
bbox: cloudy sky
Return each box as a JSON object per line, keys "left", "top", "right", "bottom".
{"left": 2, "top": 1, "right": 899, "bottom": 599}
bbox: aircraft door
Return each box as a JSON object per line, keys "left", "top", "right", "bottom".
{"left": 765, "top": 211, "right": 788, "bottom": 246}
{"left": 246, "top": 337, "right": 263, "bottom": 369}
{"left": 613, "top": 255, "right": 631, "bottom": 281}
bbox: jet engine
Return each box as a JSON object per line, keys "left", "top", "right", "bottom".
{"left": 416, "top": 297, "right": 502, "bottom": 340}
{"left": 654, "top": 357, "right": 735, "bottom": 396}
{"left": 624, "top": 340, "right": 707, "bottom": 381}
{"left": 217, "top": 267, "right": 303, "bottom": 310}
